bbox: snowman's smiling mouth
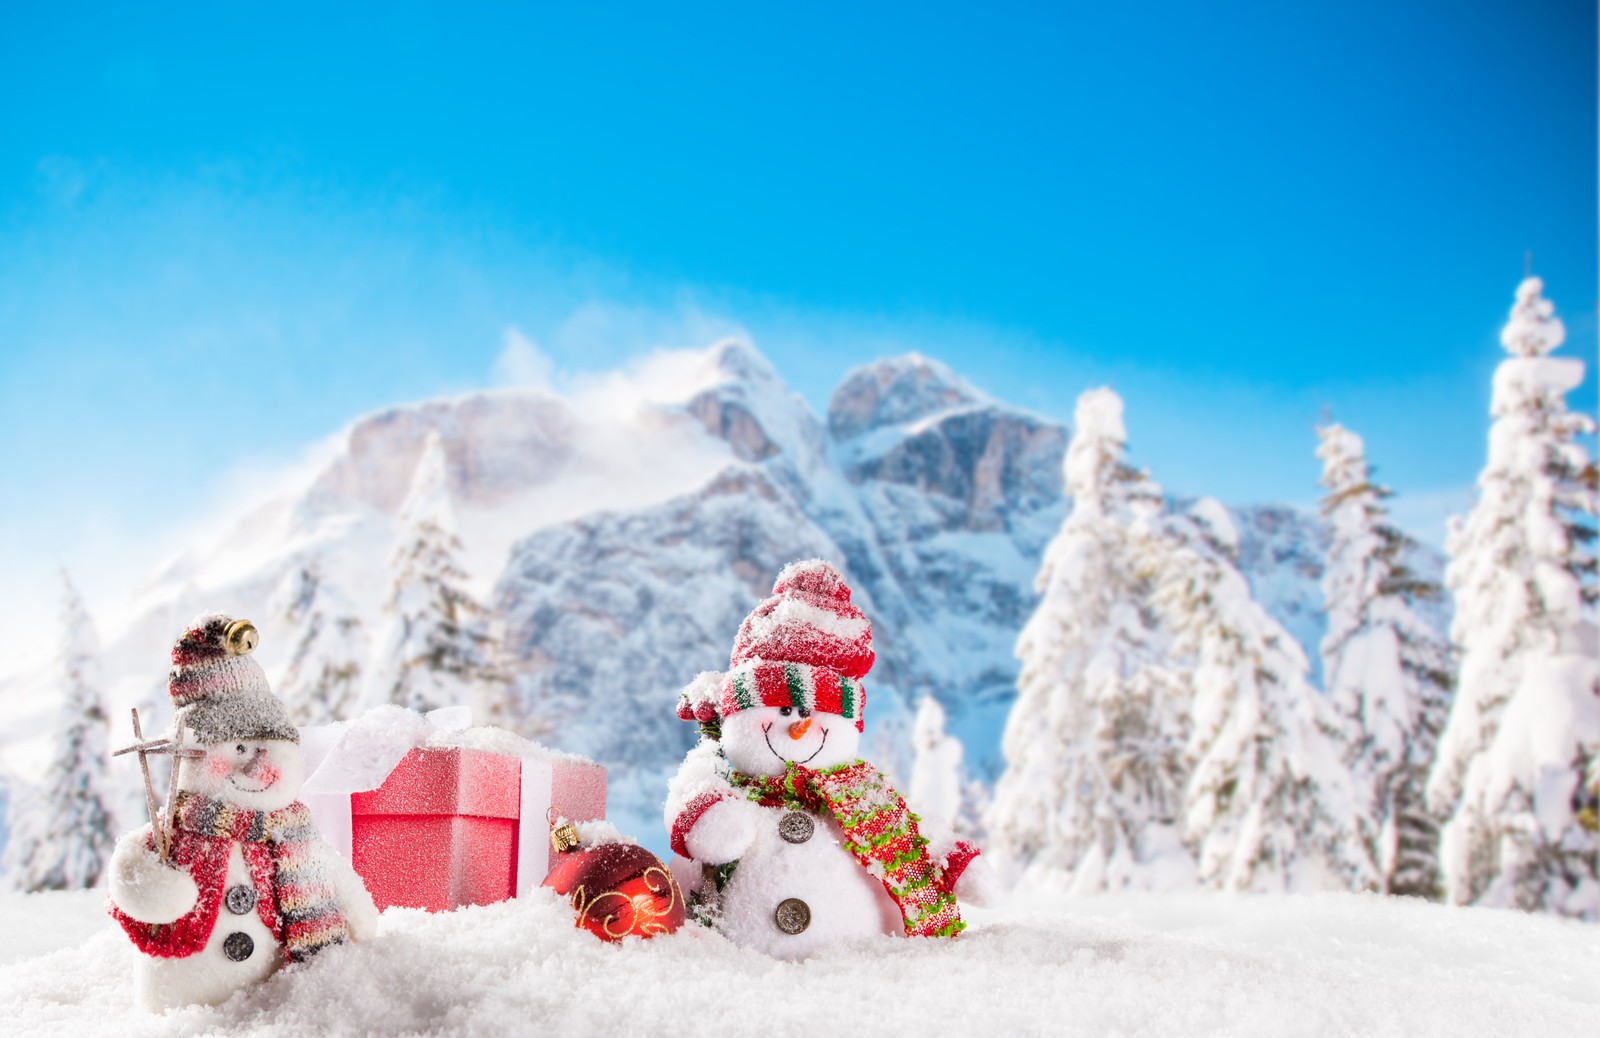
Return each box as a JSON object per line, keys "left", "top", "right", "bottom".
{"left": 227, "top": 774, "right": 274, "bottom": 792}
{"left": 761, "top": 723, "right": 828, "bottom": 765}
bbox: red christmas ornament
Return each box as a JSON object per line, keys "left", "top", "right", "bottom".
{"left": 542, "top": 821, "right": 685, "bottom": 941}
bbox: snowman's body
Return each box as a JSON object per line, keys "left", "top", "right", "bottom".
{"left": 134, "top": 842, "right": 283, "bottom": 1010}
{"left": 666, "top": 701, "right": 990, "bottom": 960}
{"left": 714, "top": 801, "right": 903, "bottom": 959}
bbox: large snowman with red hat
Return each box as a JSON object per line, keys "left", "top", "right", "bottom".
{"left": 107, "top": 613, "right": 379, "bottom": 1011}
{"left": 665, "top": 560, "right": 998, "bottom": 959}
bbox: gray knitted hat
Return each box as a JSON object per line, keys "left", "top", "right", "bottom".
{"left": 168, "top": 613, "right": 299, "bottom": 744}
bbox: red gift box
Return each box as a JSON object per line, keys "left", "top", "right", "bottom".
{"left": 352, "top": 748, "right": 519, "bottom": 912}
{"left": 348, "top": 746, "right": 607, "bottom": 912}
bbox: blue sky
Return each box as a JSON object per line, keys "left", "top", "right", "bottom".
{"left": 0, "top": 1, "right": 1594, "bottom": 654}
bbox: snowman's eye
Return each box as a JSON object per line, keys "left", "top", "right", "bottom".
{"left": 236, "top": 744, "right": 246, "bottom": 755}
{"left": 778, "top": 707, "right": 792, "bottom": 717}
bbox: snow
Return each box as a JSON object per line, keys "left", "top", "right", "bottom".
{"left": 300, "top": 706, "right": 599, "bottom": 806}
{"left": 909, "top": 695, "right": 963, "bottom": 828}
{"left": 1, "top": 885, "right": 1596, "bottom": 1036}
{"left": 1061, "top": 386, "right": 1127, "bottom": 495}
{"left": 1432, "top": 276, "right": 1597, "bottom": 917}
{"left": 988, "top": 387, "right": 1189, "bottom": 890}
{"left": 5, "top": 573, "right": 115, "bottom": 892}
{"left": 1491, "top": 357, "right": 1586, "bottom": 416}
{"left": 1316, "top": 420, "right": 1451, "bottom": 898}
{"left": 1189, "top": 498, "right": 1239, "bottom": 555}
{"left": 826, "top": 352, "right": 991, "bottom": 442}
{"left": 738, "top": 588, "right": 871, "bottom": 647}
{"left": 1500, "top": 276, "right": 1566, "bottom": 357}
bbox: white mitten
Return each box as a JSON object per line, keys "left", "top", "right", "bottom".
{"left": 108, "top": 831, "right": 199, "bottom": 924}
{"left": 329, "top": 856, "right": 380, "bottom": 942}
{"left": 684, "top": 797, "right": 762, "bottom": 864}
{"left": 953, "top": 853, "right": 1003, "bottom": 908}
{"left": 342, "top": 888, "right": 381, "bottom": 943}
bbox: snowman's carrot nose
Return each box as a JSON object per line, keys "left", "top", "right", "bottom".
{"left": 788, "top": 717, "right": 813, "bottom": 740}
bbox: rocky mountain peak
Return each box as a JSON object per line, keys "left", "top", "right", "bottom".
{"left": 704, "top": 338, "right": 781, "bottom": 387}
{"left": 685, "top": 339, "right": 820, "bottom": 464}
{"left": 300, "top": 392, "right": 577, "bottom": 520}
{"left": 826, "top": 353, "right": 988, "bottom": 442}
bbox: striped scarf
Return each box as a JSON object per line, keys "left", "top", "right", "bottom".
{"left": 111, "top": 794, "right": 349, "bottom": 963}
{"left": 732, "top": 760, "right": 964, "bottom": 938}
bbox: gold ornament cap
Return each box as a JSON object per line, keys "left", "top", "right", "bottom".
{"left": 548, "top": 808, "right": 582, "bottom": 854}
{"left": 223, "top": 619, "right": 259, "bottom": 656}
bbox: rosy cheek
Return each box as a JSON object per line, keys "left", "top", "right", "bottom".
{"left": 207, "top": 756, "right": 233, "bottom": 779}
{"left": 255, "top": 764, "right": 282, "bottom": 787}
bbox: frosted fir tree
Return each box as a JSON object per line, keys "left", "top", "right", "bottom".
{"left": 988, "top": 388, "right": 1191, "bottom": 891}
{"left": 273, "top": 562, "right": 368, "bottom": 725}
{"left": 1317, "top": 421, "right": 1453, "bottom": 898}
{"left": 1154, "top": 500, "right": 1375, "bottom": 893}
{"left": 372, "top": 431, "right": 512, "bottom": 718}
{"left": 3, "top": 570, "right": 116, "bottom": 891}
{"left": 909, "top": 695, "right": 965, "bottom": 830}
{"left": 1428, "top": 277, "right": 1600, "bottom": 918}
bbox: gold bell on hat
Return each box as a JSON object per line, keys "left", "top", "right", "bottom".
{"left": 223, "top": 619, "right": 259, "bottom": 656}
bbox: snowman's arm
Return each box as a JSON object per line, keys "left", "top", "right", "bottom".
{"left": 664, "top": 740, "right": 759, "bottom": 864}
{"left": 673, "top": 793, "right": 768, "bottom": 865}
{"left": 316, "top": 840, "right": 380, "bottom": 942}
{"left": 949, "top": 851, "right": 1001, "bottom": 907}
{"left": 107, "top": 826, "right": 199, "bottom": 925}
{"left": 662, "top": 739, "right": 726, "bottom": 822}
{"left": 919, "top": 819, "right": 1001, "bottom": 908}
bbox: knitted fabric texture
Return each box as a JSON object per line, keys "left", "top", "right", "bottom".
{"left": 732, "top": 760, "right": 965, "bottom": 938}
{"left": 730, "top": 560, "right": 873, "bottom": 677}
{"left": 110, "top": 794, "right": 350, "bottom": 963}
{"left": 678, "top": 560, "right": 874, "bottom": 730}
{"left": 720, "top": 660, "right": 866, "bottom": 731}
{"left": 168, "top": 614, "right": 272, "bottom": 709}
{"left": 179, "top": 689, "right": 300, "bottom": 744}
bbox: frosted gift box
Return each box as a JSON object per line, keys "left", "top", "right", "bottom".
{"left": 302, "top": 706, "right": 606, "bottom": 912}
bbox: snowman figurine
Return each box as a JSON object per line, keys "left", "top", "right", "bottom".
{"left": 108, "top": 614, "right": 379, "bottom": 1011}
{"left": 665, "top": 560, "right": 999, "bottom": 959}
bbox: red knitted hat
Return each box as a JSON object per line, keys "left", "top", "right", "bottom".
{"left": 730, "top": 559, "right": 874, "bottom": 677}
{"left": 677, "top": 560, "right": 875, "bottom": 731}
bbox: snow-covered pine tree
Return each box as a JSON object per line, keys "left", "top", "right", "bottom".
{"left": 909, "top": 694, "right": 965, "bottom": 829}
{"left": 1428, "top": 276, "right": 1600, "bottom": 918}
{"left": 372, "top": 431, "right": 512, "bottom": 718}
{"left": 273, "top": 562, "right": 368, "bottom": 725}
{"left": 987, "top": 388, "right": 1191, "bottom": 891}
{"left": 958, "top": 776, "right": 992, "bottom": 843}
{"left": 1317, "top": 421, "right": 1453, "bottom": 899}
{"left": 3, "top": 570, "right": 116, "bottom": 891}
{"left": 1153, "top": 499, "right": 1376, "bottom": 893}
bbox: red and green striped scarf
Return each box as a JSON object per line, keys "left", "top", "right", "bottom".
{"left": 732, "top": 760, "right": 964, "bottom": 938}
{"left": 112, "top": 793, "right": 350, "bottom": 963}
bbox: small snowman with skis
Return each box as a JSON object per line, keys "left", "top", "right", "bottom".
{"left": 665, "top": 560, "right": 998, "bottom": 959}
{"left": 108, "top": 614, "right": 378, "bottom": 1011}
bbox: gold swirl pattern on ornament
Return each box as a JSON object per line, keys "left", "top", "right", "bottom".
{"left": 568, "top": 866, "right": 683, "bottom": 938}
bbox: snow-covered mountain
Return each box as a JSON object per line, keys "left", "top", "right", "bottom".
{"left": 0, "top": 340, "right": 1448, "bottom": 851}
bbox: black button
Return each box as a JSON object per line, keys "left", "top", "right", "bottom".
{"left": 773, "top": 897, "right": 810, "bottom": 935}
{"left": 225, "top": 884, "right": 257, "bottom": 915}
{"left": 778, "top": 812, "right": 815, "bottom": 844}
{"left": 223, "top": 932, "right": 254, "bottom": 962}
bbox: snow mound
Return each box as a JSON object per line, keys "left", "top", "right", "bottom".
{"left": 1, "top": 887, "right": 1596, "bottom": 1037}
